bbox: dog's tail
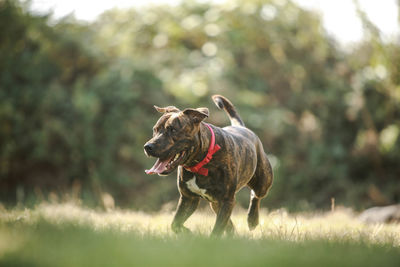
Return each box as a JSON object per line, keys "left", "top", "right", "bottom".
{"left": 212, "top": 95, "right": 245, "bottom": 127}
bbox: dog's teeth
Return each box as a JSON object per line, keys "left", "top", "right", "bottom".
{"left": 174, "top": 154, "right": 179, "bottom": 161}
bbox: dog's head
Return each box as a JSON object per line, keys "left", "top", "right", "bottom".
{"left": 144, "top": 105, "right": 209, "bottom": 175}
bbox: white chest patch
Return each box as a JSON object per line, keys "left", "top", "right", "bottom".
{"left": 186, "top": 177, "right": 213, "bottom": 201}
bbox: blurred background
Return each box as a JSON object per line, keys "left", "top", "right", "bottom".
{"left": 1, "top": 0, "right": 399, "bottom": 211}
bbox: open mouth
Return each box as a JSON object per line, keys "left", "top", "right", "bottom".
{"left": 145, "top": 151, "right": 186, "bottom": 175}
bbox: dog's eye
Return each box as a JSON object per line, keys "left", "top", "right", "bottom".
{"left": 167, "top": 126, "right": 177, "bottom": 133}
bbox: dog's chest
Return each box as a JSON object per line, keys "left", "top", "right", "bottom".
{"left": 186, "top": 177, "right": 213, "bottom": 201}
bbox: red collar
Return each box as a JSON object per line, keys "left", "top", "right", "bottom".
{"left": 184, "top": 124, "right": 221, "bottom": 176}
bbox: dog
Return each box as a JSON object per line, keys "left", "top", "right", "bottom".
{"left": 144, "top": 95, "right": 273, "bottom": 236}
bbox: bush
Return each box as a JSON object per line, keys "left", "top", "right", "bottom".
{"left": 1, "top": 0, "right": 399, "bottom": 210}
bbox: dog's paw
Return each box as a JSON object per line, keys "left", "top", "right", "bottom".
{"left": 247, "top": 217, "right": 259, "bottom": 231}
{"left": 172, "top": 225, "right": 192, "bottom": 235}
{"left": 225, "top": 225, "right": 236, "bottom": 236}
{"left": 180, "top": 226, "right": 192, "bottom": 234}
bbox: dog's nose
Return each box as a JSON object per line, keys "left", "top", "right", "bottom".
{"left": 144, "top": 143, "right": 155, "bottom": 154}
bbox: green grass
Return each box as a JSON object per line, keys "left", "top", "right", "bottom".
{"left": 0, "top": 203, "right": 399, "bottom": 266}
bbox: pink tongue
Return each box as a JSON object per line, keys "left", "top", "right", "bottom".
{"left": 145, "top": 158, "right": 171, "bottom": 175}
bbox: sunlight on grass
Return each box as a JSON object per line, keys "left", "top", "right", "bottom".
{"left": 1, "top": 203, "right": 399, "bottom": 245}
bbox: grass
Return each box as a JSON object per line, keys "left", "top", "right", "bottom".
{"left": 0, "top": 202, "right": 399, "bottom": 266}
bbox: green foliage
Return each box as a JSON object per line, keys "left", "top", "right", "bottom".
{"left": 0, "top": 0, "right": 399, "bottom": 210}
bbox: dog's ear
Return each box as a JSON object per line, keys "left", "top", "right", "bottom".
{"left": 154, "top": 105, "right": 180, "bottom": 113}
{"left": 183, "top": 108, "right": 209, "bottom": 123}
{"left": 196, "top": 107, "right": 209, "bottom": 117}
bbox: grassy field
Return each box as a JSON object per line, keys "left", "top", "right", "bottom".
{"left": 0, "top": 203, "right": 399, "bottom": 266}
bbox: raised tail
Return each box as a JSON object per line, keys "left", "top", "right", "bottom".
{"left": 212, "top": 95, "right": 245, "bottom": 127}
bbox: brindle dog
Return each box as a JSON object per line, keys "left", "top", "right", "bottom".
{"left": 144, "top": 95, "right": 273, "bottom": 236}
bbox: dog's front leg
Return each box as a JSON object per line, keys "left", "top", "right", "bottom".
{"left": 171, "top": 195, "right": 200, "bottom": 234}
{"left": 211, "top": 199, "right": 235, "bottom": 236}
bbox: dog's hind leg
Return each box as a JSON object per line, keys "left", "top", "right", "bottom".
{"left": 247, "top": 190, "right": 261, "bottom": 230}
{"left": 247, "top": 148, "right": 273, "bottom": 230}
{"left": 171, "top": 195, "right": 200, "bottom": 234}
